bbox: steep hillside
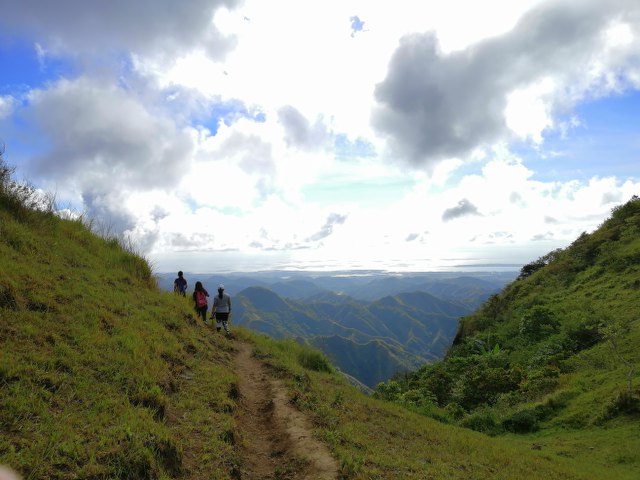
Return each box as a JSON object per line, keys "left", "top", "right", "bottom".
{"left": 376, "top": 196, "right": 640, "bottom": 479}
{"left": 310, "top": 335, "right": 424, "bottom": 387}
{"left": 0, "top": 167, "right": 241, "bottom": 478}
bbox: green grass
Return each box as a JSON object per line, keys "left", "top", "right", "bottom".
{"left": 0, "top": 191, "right": 242, "bottom": 479}
{"left": 241, "top": 331, "right": 606, "bottom": 479}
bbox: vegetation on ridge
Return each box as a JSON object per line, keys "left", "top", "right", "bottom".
{"left": 375, "top": 196, "right": 640, "bottom": 478}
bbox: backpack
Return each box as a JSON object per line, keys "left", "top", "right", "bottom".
{"left": 195, "top": 290, "right": 207, "bottom": 308}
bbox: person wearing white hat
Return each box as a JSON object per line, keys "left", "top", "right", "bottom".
{"left": 210, "top": 284, "right": 232, "bottom": 336}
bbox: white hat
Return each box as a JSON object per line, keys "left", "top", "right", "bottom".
{"left": 218, "top": 284, "right": 225, "bottom": 289}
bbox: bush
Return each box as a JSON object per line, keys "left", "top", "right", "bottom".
{"left": 563, "top": 317, "right": 603, "bottom": 352}
{"left": 503, "top": 409, "right": 539, "bottom": 433}
{"left": 598, "top": 390, "right": 640, "bottom": 422}
{"left": 297, "top": 349, "right": 333, "bottom": 373}
{"left": 519, "top": 305, "right": 559, "bottom": 340}
{"left": 456, "top": 364, "right": 522, "bottom": 409}
{"left": 533, "top": 391, "right": 575, "bottom": 421}
{"left": 460, "top": 410, "right": 502, "bottom": 436}
{"left": 444, "top": 403, "right": 466, "bottom": 420}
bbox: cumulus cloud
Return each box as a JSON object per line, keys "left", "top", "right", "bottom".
{"left": 0, "top": 0, "right": 241, "bottom": 62}
{"left": 372, "top": 0, "right": 640, "bottom": 167}
{"left": 214, "top": 130, "right": 275, "bottom": 175}
{"left": 278, "top": 106, "right": 332, "bottom": 151}
{"left": 442, "top": 198, "right": 480, "bottom": 221}
{"left": 0, "top": 96, "right": 18, "bottom": 120}
{"left": 405, "top": 232, "right": 419, "bottom": 242}
{"left": 22, "top": 77, "right": 195, "bottom": 229}
{"left": 306, "top": 213, "right": 348, "bottom": 241}
{"left": 168, "top": 232, "right": 217, "bottom": 250}
{"left": 532, "top": 232, "right": 555, "bottom": 241}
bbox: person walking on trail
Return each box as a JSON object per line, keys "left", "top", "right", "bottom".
{"left": 192, "top": 281, "right": 209, "bottom": 324}
{"left": 210, "top": 284, "right": 232, "bottom": 336}
{"left": 173, "top": 271, "right": 188, "bottom": 296}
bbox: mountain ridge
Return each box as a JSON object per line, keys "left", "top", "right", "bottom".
{"left": 233, "top": 286, "right": 464, "bottom": 387}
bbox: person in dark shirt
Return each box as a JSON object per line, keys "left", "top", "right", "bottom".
{"left": 173, "top": 271, "right": 187, "bottom": 296}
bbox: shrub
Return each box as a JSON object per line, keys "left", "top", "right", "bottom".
{"left": 563, "top": 317, "right": 603, "bottom": 352}
{"left": 460, "top": 410, "right": 502, "bottom": 436}
{"left": 533, "top": 391, "right": 575, "bottom": 421}
{"left": 517, "top": 249, "right": 563, "bottom": 280}
{"left": 456, "top": 364, "right": 522, "bottom": 410}
{"left": 598, "top": 390, "right": 640, "bottom": 422}
{"left": 444, "top": 402, "right": 466, "bottom": 420}
{"left": 297, "top": 349, "right": 333, "bottom": 373}
{"left": 503, "top": 409, "right": 539, "bottom": 433}
{"left": 519, "top": 305, "right": 559, "bottom": 340}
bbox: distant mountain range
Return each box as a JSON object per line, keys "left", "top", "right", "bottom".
{"left": 156, "top": 271, "right": 516, "bottom": 387}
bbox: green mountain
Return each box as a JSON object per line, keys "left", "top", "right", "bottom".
{"left": 376, "top": 196, "right": 640, "bottom": 477}
{"left": 232, "top": 286, "right": 464, "bottom": 387}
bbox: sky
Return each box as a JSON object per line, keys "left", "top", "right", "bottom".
{"left": 1, "top": 0, "right": 639, "bottom": 273}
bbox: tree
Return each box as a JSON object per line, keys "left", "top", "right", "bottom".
{"left": 601, "top": 318, "right": 636, "bottom": 396}
{"left": 517, "top": 249, "right": 563, "bottom": 280}
{"left": 519, "top": 306, "right": 559, "bottom": 340}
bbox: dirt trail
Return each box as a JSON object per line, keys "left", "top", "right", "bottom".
{"left": 233, "top": 341, "right": 339, "bottom": 480}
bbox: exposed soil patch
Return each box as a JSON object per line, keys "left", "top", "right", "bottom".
{"left": 234, "top": 341, "right": 339, "bottom": 479}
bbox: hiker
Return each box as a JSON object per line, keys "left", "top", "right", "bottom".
{"left": 192, "top": 281, "right": 209, "bottom": 324}
{"left": 210, "top": 284, "right": 232, "bottom": 336}
{"left": 173, "top": 271, "right": 187, "bottom": 296}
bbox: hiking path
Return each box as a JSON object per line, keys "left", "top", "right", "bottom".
{"left": 233, "top": 341, "right": 340, "bottom": 480}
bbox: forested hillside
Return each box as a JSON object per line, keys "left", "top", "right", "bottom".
{"left": 376, "top": 196, "right": 640, "bottom": 475}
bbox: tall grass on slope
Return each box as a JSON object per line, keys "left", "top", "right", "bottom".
{"left": 242, "top": 331, "right": 602, "bottom": 480}
{"left": 0, "top": 155, "right": 241, "bottom": 479}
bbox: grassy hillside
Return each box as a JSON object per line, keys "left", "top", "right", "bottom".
{"left": 0, "top": 163, "right": 240, "bottom": 478}
{"left": 230, "top": 334, "right": 604, "bottom": 480}
{"left": 0, "top": 156, "right": 620, "bottom": 479}
{"left": 375, "top": 196, "right": 640, "bottom": 479}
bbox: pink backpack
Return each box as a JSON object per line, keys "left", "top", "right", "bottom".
{"left": 195, "top": 290, "right": 207, "bottom": 308}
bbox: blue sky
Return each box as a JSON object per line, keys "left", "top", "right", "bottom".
{"left": 1, "top": 0, "right": 639, "bottom": 273}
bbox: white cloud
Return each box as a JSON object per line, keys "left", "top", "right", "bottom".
{"left": 2, "top": 0, "right": 639, "bottom": 273}
{"left": 0, "top": 0, "right": 242, "bottom": 62}
{"left": 372, "top": 0, "right": 640, "bottom": 168}
{"left": 0, "top": 96, "right": 18, "bottom": 119}
{"left": 20, "top": 77, "right": 196, "bottom": 229}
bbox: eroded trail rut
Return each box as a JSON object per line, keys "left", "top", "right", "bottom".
{"left": 233, "top": 342, "right": 339, "bottom": 480}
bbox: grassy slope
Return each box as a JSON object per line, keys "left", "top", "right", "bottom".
{"left": 244, "top": 334, "right": 599, "bottom": 479}
{"left": 0, "top": 201, "right": 239, "bottom": 479}
{"left": 0, "top": 171, "right": 614, "bottom": 479}
{"left": 375, "top": 197, "right": 640, "bottom": 479}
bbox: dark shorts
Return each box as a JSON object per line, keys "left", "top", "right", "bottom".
{"left": 215, "top": 312, "right": 230, "bottom": 322}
